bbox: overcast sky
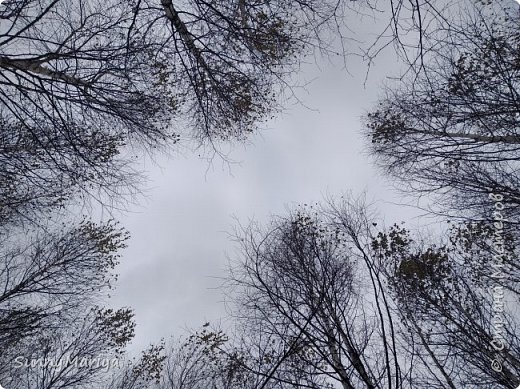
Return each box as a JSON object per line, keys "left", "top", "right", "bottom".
{"left": 109, "top": 17, "right": 435, "bottom": 355}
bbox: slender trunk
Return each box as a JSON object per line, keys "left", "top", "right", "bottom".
{"left": 160, "top": 0, "right": 210, "bottom": 73}
{"left": 321, "top": 313, "right": 374, "bottom": 389}
{"left": 0, "top": 56, "right": 88, "bottom": 87}
{"left": 325, "top": 333, "right": 355, "bottom": 389}
{"left": 416, "top": 127, "right": 520, "bottom": 145}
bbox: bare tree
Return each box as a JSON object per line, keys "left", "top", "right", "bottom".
{"left": 0, "top": 118, "right": 142, "bottom": 227}
{"left": 0, "top": 0, "right": 365, "bottom": 226}
{"left": 372, "top": 221, "right": 520, "bottom": 388}
{"left": 0, "top": 0, "right": 465, "bottom": 225}
{"left": 152, "top": 322, "right": 330, "bottom": 389}
{"left": 2, "top": 306, "right": 136, "bottom": 389}
{"left": 104, "top": 343, "right": 167, "bottom": 389}
{"left": 365, "top": 1, "right": 520, "bottom": 222}
{"left": 226, "top": 196, "right": 405, "bottom": 388}
{"left": 151, "top": 327, "right": 250, "bottom": 389}
{"left": 225, "top": 196, "right": 520, "bottom": 388}
{"left": 0, "top": 220, "right": 129, "bottom": 377}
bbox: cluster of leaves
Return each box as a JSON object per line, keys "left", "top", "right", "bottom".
{"left": 372, "top": 224, "right": 455, "bottom": 315}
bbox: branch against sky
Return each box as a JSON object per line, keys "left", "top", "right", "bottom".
{"left": 364, "top": 0, "right": 520, "bottom": 223}
{"left": 224, "top": 195, "right": 405, "bottom": 388}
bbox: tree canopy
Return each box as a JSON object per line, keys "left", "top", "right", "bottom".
{"left": 365, "top": 1, "right": 520, "bottom": 222}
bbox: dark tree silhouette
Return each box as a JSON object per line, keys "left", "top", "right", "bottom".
{"left": 372, "top": 222, "right": 520, "bottom": 388}
{"left": 0, "top": 0, "right": 360, "bottom": 225}
{"left": 227, "top": 196, "right": 405, "bottom": 389}
{"left": 3, "top": 307, "right": 136, "bottom": 389}
{"left": 0, "top": 220, "right": 130, "bottom": 381}
{"left": 365, "top": 1, "right": 520, "bottom": 223}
